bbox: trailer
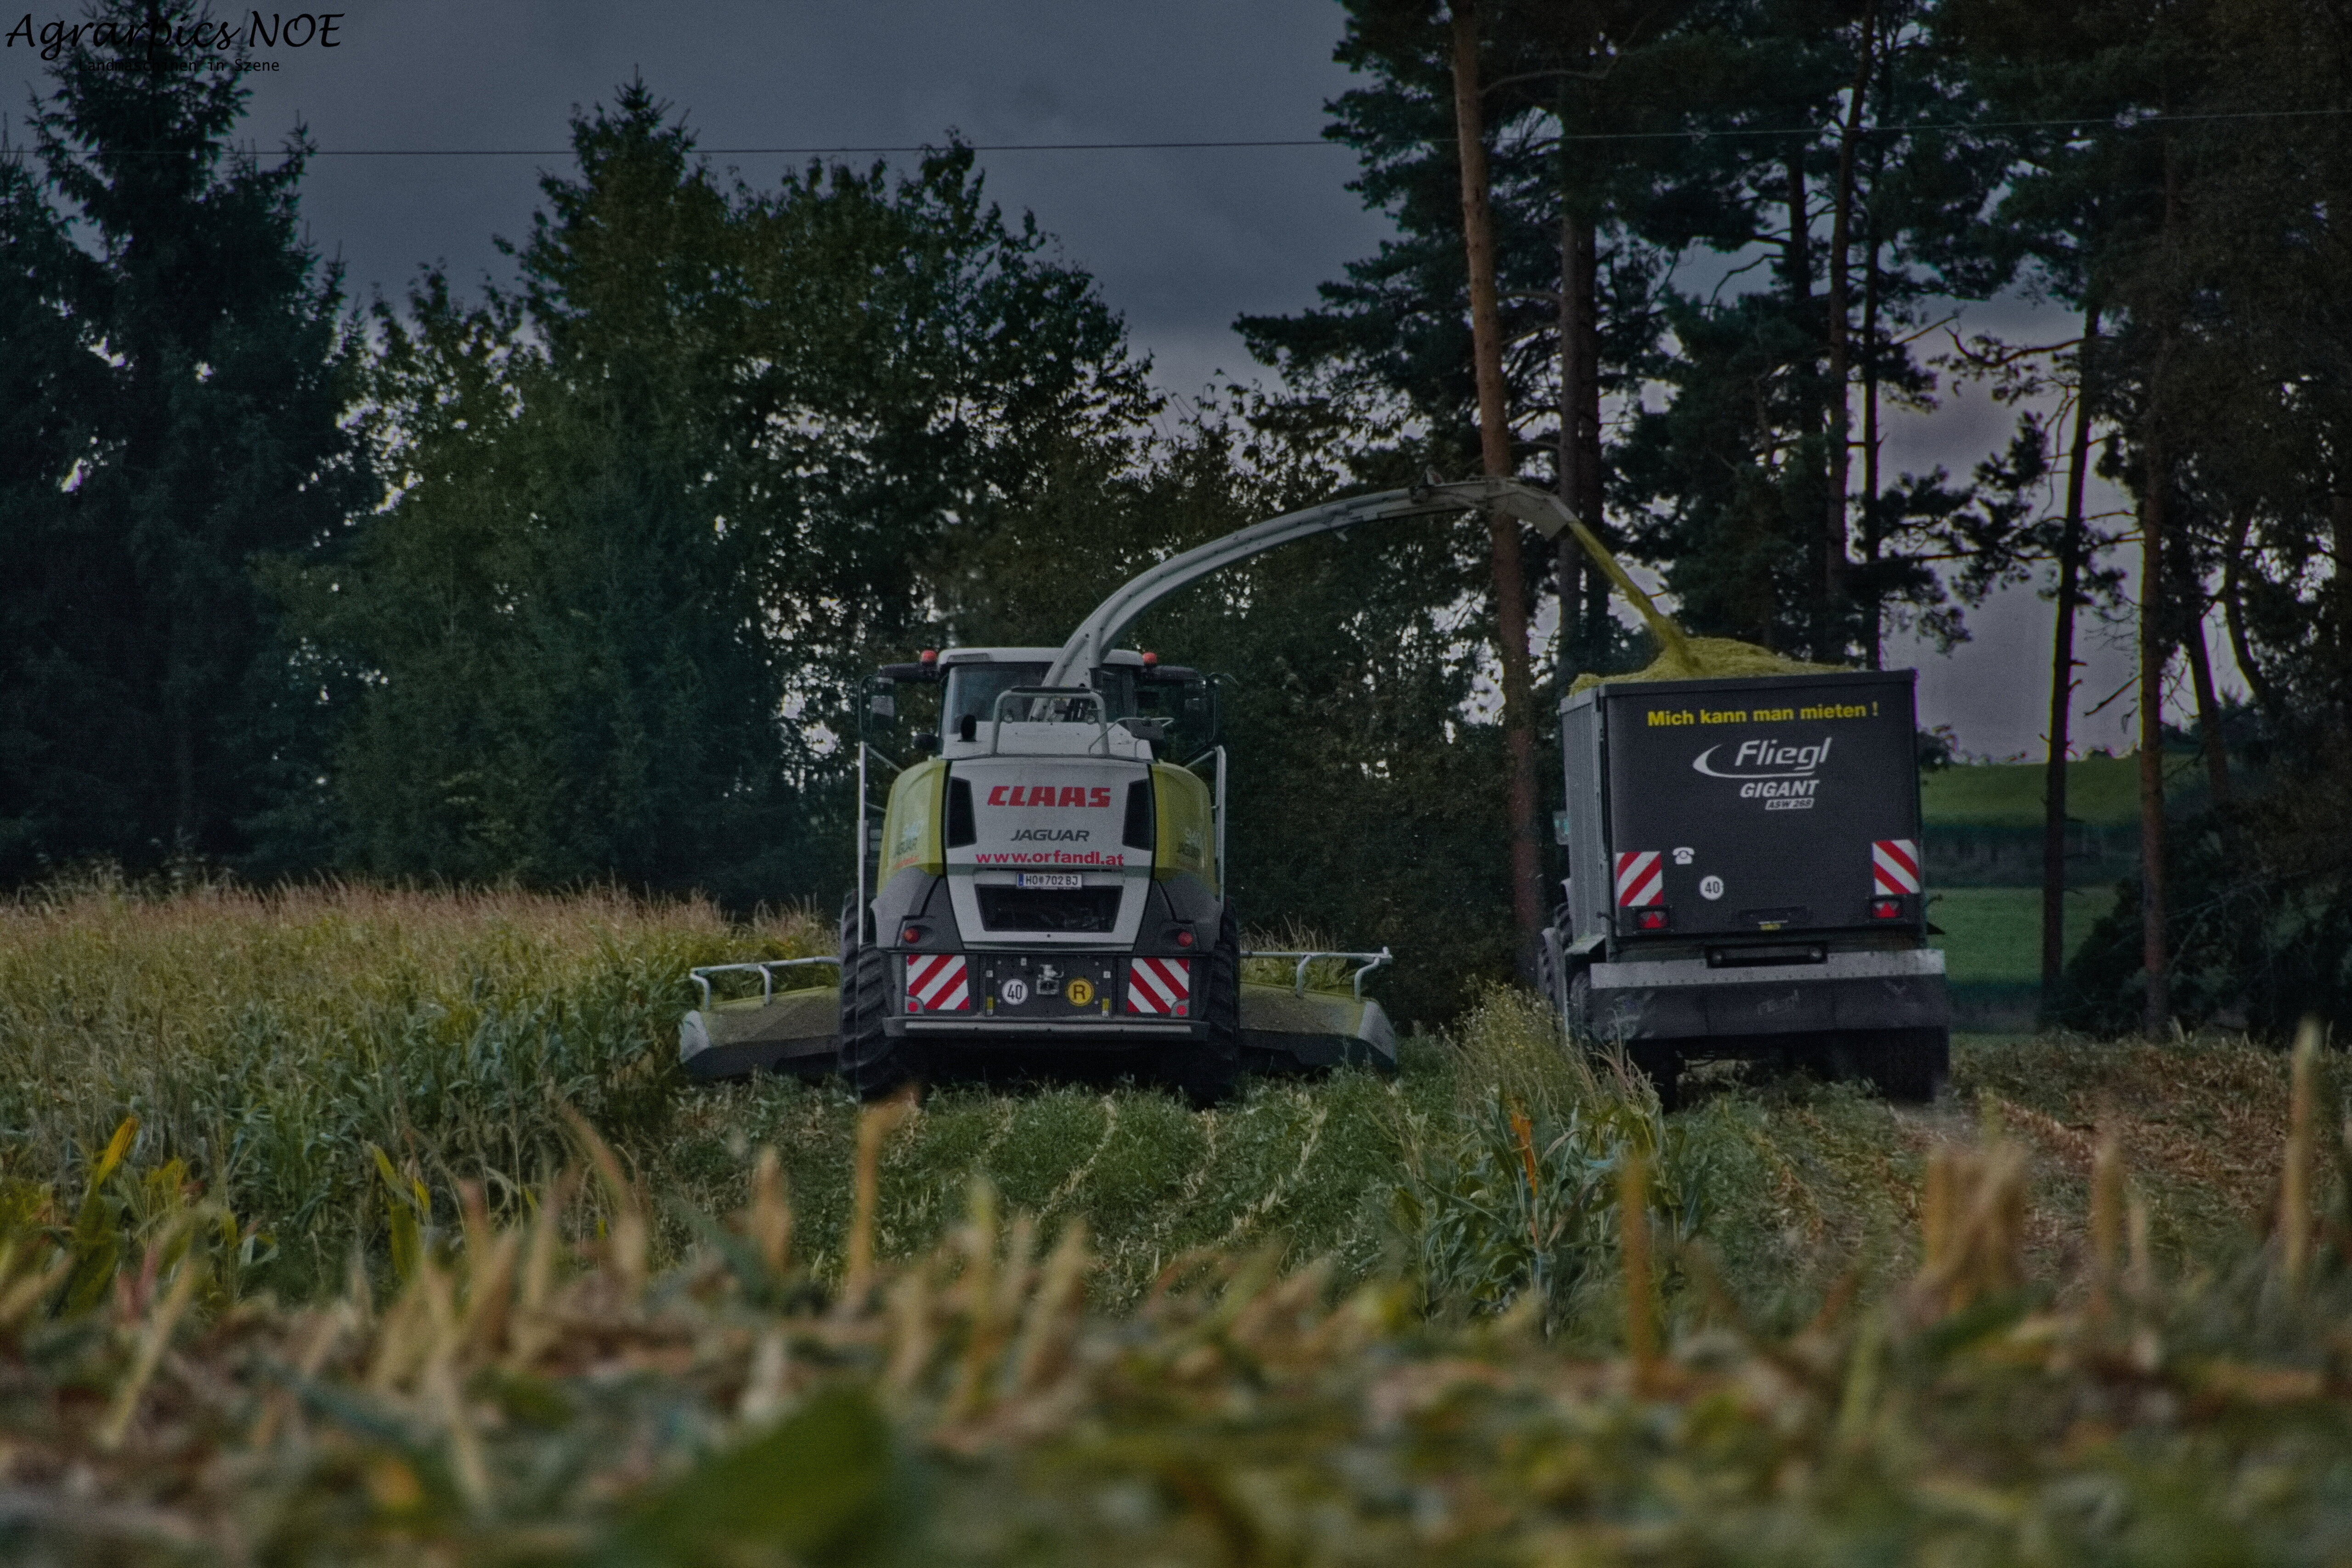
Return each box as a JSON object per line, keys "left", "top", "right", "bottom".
{"left": 1540, "top": 667, "right": 1951, "bottom": 1106}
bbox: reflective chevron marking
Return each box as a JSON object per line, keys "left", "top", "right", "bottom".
{"left": 1614, "top": 850, "right": 1664, "bottom": 907}
{"left": 1871, "top": 838, "right": 1921, "bottom": 895}
{"left": 904, "top": 953, "right": 970, "bottom": 1013}
{"left": 1126, "top": 956, "right": 1191, "bottom": 1016}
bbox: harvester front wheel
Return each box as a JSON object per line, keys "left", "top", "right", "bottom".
{"left": 839, "top": 943, "right": 925, "bottom": 1101}
{"left": 1166, "top": 906, "right": 1241, "bottom": 1108}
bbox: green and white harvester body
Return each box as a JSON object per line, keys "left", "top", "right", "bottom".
{"left": 678, "top": 476, "right": 1579, "bottom": 1100}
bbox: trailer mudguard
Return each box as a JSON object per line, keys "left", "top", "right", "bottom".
{"left": 1580, "top": 949, "right": 1950, "bottom": 1042}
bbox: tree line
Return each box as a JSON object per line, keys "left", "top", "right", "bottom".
{"left": 5, "top": 0, "right": 2351, "bottom": 1030}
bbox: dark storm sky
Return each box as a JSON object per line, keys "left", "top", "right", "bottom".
{"left": 6, "top": 0, "right": 2198, "bottom": 756}
{"left": 194, "top": 0, "right": 1383, "bottom": 400}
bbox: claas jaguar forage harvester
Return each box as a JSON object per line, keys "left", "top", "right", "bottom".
{"left": 677, "top": 476, "right": 1582, "bottom": 1102}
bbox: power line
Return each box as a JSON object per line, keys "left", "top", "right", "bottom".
{"left": 0, "top": 137, "right": 1346, "bottom": 158}
{"left": 2, "top": 105, "right": 2349, "bottom": 160}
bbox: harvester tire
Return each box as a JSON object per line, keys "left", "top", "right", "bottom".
{"left": 839, "top": 942, "right": 924, "bottom": 1101}
{"left": 1166, "top": 905, "right": 1241, "bottom": 1108}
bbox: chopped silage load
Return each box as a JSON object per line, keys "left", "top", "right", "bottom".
{"left": 1558, "top": 516, "right": 1849, "bottom": 691}
{"left": 1567, "top": 635, "right": 1844, "bottom": 693}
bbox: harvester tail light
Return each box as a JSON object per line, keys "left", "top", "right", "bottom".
{"left": 1870, "top": 898, "right": 1904, "bottom": 921}
{"left": 1635, "top": 907, "right": 1671, "bottom": 932}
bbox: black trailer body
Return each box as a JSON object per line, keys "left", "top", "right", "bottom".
{"left": 1550, "top": 668, "right": 1950, "bottom": 1101}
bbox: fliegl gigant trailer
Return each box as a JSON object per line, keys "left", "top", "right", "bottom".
{"left": 675, "top": 476, "right": 1589, "bottom": 1102}
{"left": 1540, "top": 667, "right": 1951, "bottom": 1108}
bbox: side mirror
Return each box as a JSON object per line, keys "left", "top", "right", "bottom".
{"left": 868, "top": 689, "right": 896, "bottom": 721}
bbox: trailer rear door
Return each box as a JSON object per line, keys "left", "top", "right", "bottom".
{"left": 1595, "top": 669, "right": 1922, "bottom": 940}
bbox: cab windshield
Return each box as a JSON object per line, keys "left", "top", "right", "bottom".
{"left": 944, "top": 662, "right": 1138, "bottom": 729}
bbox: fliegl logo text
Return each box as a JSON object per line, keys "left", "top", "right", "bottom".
{"left": 1690, "top": 736, "right": 1832, "bottom": 809}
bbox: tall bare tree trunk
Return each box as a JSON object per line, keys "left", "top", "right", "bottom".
{"left": 1823, "top": 0, "right": 1877, "bottom": 658}
{"left": 2042, "top": 306, "right": 2099, "bottom": 1023}
{"left": 1782, "top": 149, "right": 1819, "bottom": 655}
{"left": 1860, "top": 233, "right": 1882, "bottom": 669}
{"left": 2333, "top": 488, "right": 2352, "bottom": 720}
{"left": 1451, "top": 0, "right": 1545, "bottom": 966}
{"left": 1556, "top": 204, "right": 1604, "bottom": 668}
{"left": 2138, "top": 452, "right": 2171, "bottom": 1038}
{"left": 2138, "top": 137, "right": 2185, "bottom": 1040}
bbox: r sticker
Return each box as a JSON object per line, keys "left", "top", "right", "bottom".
{"left": 1065, "top": 977, "right": 1095, "bottom": 1007}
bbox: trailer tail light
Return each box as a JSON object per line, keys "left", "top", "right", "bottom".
{"left": 1173, "top": 928, "right": 1195, "bottom": 948}
{"left": 1634, "top": 907, "right": 1671, "bottom": 932}
{"left": 901, "top": 925, "right": 926, "bottom": 945}
{"left": 1870, "top": 898, "right": 1904, "bottom": 921}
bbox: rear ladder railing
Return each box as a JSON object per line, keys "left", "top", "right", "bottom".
{"left": 690, "top": 957, "right": 843, "bottom": 1011}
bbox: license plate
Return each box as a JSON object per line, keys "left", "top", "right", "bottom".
{"left": 1015, "top": 872, "right": 1083, "bottom": 890}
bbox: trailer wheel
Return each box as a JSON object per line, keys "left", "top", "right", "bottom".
{"left": 1628, "top": 1042, "right": 1681, "bottom": 1114}
{"left": 839, "top": 943, "right": 925, "bottom": 1101}
{"left": 1866, "top": 1026, "right": 1948, "bottom": 1104}
{"left": 1166, "top": 905, "right": 1241, "bottom": 1108}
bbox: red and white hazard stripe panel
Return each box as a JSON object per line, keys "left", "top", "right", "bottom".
{"left": 1871, "top": 838, "right": 1922, "bottom": 895}
{"left": 1125, "top": 957, "right": 1192, "bottom": 1016}
{"left": 1614, "top": 849, "right": 1665, "bottom": 907}
{"left": 904, "top": 953, "right": 971, "bottom": 1013}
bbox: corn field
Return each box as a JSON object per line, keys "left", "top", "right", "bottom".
{"left": 3, "top": 884, "right": 2349, "bottom": 1562}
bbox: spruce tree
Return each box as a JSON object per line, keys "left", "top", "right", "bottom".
{"left": 1, "top": 1, "right": 364, "bottom": 879}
